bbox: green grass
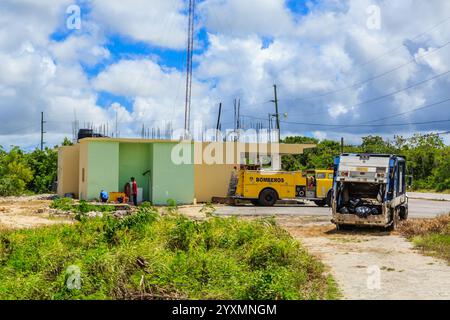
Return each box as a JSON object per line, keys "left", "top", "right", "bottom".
{"left": 412, "top": 234, "right": 450, "bottom": 263}
{"left": 0, "top": 208, "right": 339, "bottom": 300}
{"left": 400, "top": 214, "right": 450, "bottom": 264}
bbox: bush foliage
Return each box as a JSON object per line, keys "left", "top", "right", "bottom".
{"left": 0, "top": 138, "right": 71, "bottom": 196}
{"left": 0, "top": 208, "right": 339, "bottom": 300}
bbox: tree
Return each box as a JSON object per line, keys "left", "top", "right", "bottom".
{"left": 62, "top": 137, "right": 73, "bottom": 146}
{"left": 360, "top": 135, "right": 398, "bottom": 154}
{"left": 0, "top": 147, "right": 33, "bottom": 196}
{"left": 402, "top": 134, "right": 445, "bottom": 188}
{"left": 432, "top": 146, "right": 450, "bottom": 191}
{"left": 26, "top": 147, "right": 58, "bottom": 194}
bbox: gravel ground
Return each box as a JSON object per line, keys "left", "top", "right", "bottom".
{"left": 280, "top": 217, "right": 450, "bottom": 300}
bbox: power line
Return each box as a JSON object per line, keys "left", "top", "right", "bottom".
{"left": 274, "top": 15, "right": 450, "bottom": 102}
{"left": 0, "top": 124, "right": 37, "bottom": 135}
{"left": 357, "top": 97, "right": 450, "bottom": 125}
{"left": 241, "top": 96, "right": 450, "bottom": 128}
{"left": 350, "top": 15, "right": 450, "bottom": 71}
{"left": 278, "top": 40, "right": 450, "bottom": 103}
{"left": 292, "top": 68, "right": 450, "bottom": 118}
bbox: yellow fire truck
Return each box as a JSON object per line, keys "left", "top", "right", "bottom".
{"left": 233, "top": 169, "right": 334, "bottom": 207}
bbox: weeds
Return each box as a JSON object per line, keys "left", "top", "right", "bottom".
{"left": 0, "top": 207, "right": 340, "bottom": 300}
{"left": 400, "top": 214, "right": 450, "bottom": 263}
{"left": 200, "top": 203, "right": 216, "bottom": 217}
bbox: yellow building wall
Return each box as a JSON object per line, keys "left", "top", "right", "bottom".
{"left": 193, "top": 142, "right": 314, "bottom": 203}
{"left": 57, "top": 145, "right": 80, "bottom": 197}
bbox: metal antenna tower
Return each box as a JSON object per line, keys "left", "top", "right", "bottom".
{"left": 184, "top": 0, "right": 195, "bottom": 137}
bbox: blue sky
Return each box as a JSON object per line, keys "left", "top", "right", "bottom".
{"left": 1, "top": 0, "right": 450, "bottom": 149}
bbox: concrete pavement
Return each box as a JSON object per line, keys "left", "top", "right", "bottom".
{"left": 214, "top": 198, "right": 450, "bottom": 218}
{"left": 408, "top": 192, "right": 450, "bottom": 202}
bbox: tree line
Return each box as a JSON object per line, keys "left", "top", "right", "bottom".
{"left": 281, "top": 134, "right": 450, "bottom": 192}
{"left": 0, "top": 138, "right": 72, "bottom": 196}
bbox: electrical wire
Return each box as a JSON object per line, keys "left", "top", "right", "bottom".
{"left": 241, "top": 95, "right": 450, "bottom": 128}
{"left": 278, "top": 40, "right": 450, "bottom": 103}
{"left": 287, "top": 68, "right": 450, "bottom": 119}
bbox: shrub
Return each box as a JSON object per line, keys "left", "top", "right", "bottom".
{"left": 0, "top": 211, "right": 339, "bottom": 300}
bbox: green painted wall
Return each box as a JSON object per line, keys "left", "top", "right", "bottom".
{"left": 87, "top": 141, "right": 119, "bottom": 200}
{"left": 119, "top": 143, "right": 152, "bottom": 201}
{"left": 151, "top": 143, "right": 194, "bottom": 205}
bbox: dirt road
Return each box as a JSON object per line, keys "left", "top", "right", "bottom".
{"left": 277, "top": 216, "right": 450, "bottom": 300}
{"left": 0, "top": 195, "right": 71, "bottom": 229}
{"left": 206, "top": 199, "right": 450, "bottom": 300}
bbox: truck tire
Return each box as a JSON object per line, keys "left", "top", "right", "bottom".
{"left": 326, "top": 189, "right": 333, "bottom": 207}
{"left": 258, "top": 189, "right": 278, "bottom": 207}
{"left": 399, "top": 204, "right": 408, "bottom": 220}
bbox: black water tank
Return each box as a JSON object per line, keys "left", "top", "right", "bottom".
{"left": 78, "top": 129, "right": 94, "bottom": 141}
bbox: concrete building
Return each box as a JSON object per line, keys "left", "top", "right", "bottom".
{"left": 58, "top": 138, "right": 314, "bottom": 205}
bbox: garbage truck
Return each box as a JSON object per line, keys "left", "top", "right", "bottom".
{"left": 331, "top": 154, "right": 409, "bottom": 230}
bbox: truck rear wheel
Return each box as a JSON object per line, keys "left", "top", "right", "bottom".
{"left": 258, "top": 189, "right": 278, "bottom": 207}
{"left": 399, "top": 204, "right": 408, "bottom": 220}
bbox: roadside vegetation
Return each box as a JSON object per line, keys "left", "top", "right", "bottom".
{"left": 0, "top": 206, "right": 339, "bottom": 300}
{"left": 400, "top": 214, "right": 450, "bottom": 263}
{"left": 282, "top": 134, "right": 450, "bottom": 192}
{"left": 0, "top": 138, "right": 72, "bottom": 196}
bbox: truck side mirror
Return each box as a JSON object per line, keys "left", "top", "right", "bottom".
{"left": 407, "top": 175, "right": 413, "bottom": 188}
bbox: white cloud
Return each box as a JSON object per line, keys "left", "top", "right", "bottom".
{"left": 93, "top": 58, "right": 214, "bottom": 129}
{"left": 1, "top": 0, "right": 450, "bottom": 149}
{"left": 50, "top": 34, "right": 111, "bottom": 66}
{"left": 89, "top": 0, "right": 187, "bottom": 49}
{"left": 198, "top": 0, "right": 294, "bottom": 37}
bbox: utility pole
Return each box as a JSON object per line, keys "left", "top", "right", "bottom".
{"left": 237, "top": 99, "right": 241, "bottom": 130}
{"left": 341, "top": 137, "right": 344, "bottom": 154}
{"left": 40, "top": 112, "right": 46, "bottom": 151}
{"left": 271, "top": 84, "right": 280, "bottom": 142}
{"left": 233, "top": 99, "right": 237, "bottom": 133}
{"left": 216, "top": 102, "right": 222, "bottom": 141}
{"left": 273, "top": 85, "right": 280, "bottom": 132}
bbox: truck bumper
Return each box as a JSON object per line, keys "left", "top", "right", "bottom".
{"left": 331, "top": 212, "right": 390, "bottom": 227}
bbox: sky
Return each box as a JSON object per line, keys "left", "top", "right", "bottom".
{"left": 0, "top": 0, "right": 450, "bottom": 150}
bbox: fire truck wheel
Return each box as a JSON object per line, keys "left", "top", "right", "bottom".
{"left": 258, "top": 189, "right": 278, "bottom": 207}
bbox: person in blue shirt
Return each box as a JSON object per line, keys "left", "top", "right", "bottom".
{"left": 100, "top": 190, "right": 109, "bottom": 203}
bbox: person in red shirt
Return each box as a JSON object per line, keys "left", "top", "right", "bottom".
{"left": 131, "top": 177, "right": 138, "bottom": 206}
